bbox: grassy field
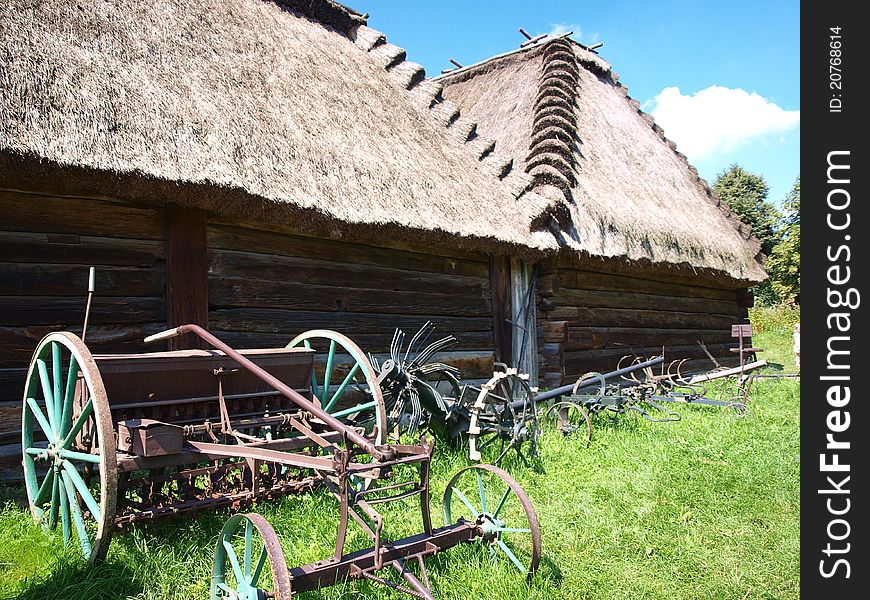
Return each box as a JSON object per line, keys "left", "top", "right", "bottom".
{"left": 0, "top": 327, "right": 799, "bottom": 599}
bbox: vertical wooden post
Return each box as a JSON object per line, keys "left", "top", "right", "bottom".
{"left": 510, "top": 258, "right": 538, "bottom": 383}
{"left": 166, "top": 204, "right": 208, "bottom": 350}
{"left": 489, "top": 255, "right": 512, "bottom": 365}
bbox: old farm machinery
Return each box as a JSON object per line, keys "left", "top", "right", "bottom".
{"left": 373, "top": 323, "right": 751, "bottom": 464}
{"left": 21, "top": 324, "right": 541, "bottom": 599}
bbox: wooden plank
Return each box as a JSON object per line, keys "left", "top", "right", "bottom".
{"left": 209, "top": 277, "right": 490, "bottom": 317}
{"left": 563, "top": 327, "right": 735, "bottom": 352}
{"left": 0, "top": 263, "right": 163, "bottom": 297}
{"left": 558, "top": 268, "right": 737, "bottom": 301}
{"left": 208, "top": 330, "right": 494, "bottom": 354}
{"left": 0, "top": 296, "right": 164, "bottom": 327}
{"left": 563, "top": 343, "right": 737, "bottom": 377}
{"left": 553, "top": 288, "right": 739, "bottom": 315}
{"left": 560, "top": 254, "right": 747, "bottom": 291}
{"left": 547, "top": 306, "right": 737, "bottom": 330}
{"left": 0, "top": 369, "right": 26, "bottom": 402}
{"left": 208, "top": 224, "right": 488, "bottom": 278}
{"left": 0, "top": 231, "right": 164, "bottom": 266}
{"left": 489, "top": 255, "right": 512, "bottom": 364}
{"left": 510, "top": 257, "right": 537, "bottom": 380}
{"left": 166, "top": 205, "right": 209, "bottom": 350}
{"left": 210, "top": 250, "right": 489, "bottom": 297}
{"left": 0, "top": 324, "right": 168, "bottom": 368}
{"left": 209, "top": 309, "right": 492, "bottom": 337}
{"left": 208, "top": 214, "right": 487, "bottom": 262}
{"left": 0, "top": 190, "right": 164, "bottom": 239}
{"left": 540, "top": 320, "right": 568, "bottom": 343}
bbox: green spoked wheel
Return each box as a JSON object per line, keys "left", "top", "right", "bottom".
{"left": 211, "top": 513, "right": 291, "bottom": 600}
{"left": 443, "top": 464, "right": 541, "bottom": 579}
{"left": 287, "top": 330, "right": 386, "bottom": 446}
{"left": 21, "top": 332, "right": 117, "bottom": 564}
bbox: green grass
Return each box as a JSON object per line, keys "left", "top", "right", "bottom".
{"left": 0, "top": 336, "right": 800, "bottom": 599}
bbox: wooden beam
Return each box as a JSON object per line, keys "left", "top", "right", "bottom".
{"left": 489, "top": 255, "right": 512, "bottom": 365}
{"left": 166, "top": 205, "right": 208, "bottom": 350}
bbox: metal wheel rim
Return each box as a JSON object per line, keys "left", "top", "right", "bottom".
{"left": 442, "top": 463, "right": 541, "bottom": 578}
{"left": 468, "top": 371, "right": 538, "bottom": 464}
{"left": 544, "top": 401, "right": 592, "bottom": 447}
{"left": 211, "top": 512, "right": 291, "bottom": 600}
{"left": 287, "top": 329, "right": 386, "bottom": 446}
{"left": 21, "top": 331, "right": 117, "bottom": 564}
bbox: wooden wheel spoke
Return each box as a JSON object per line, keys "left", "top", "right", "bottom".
{"left": 59, "top": 480, "right": 72, "bottom": 544}
{"left": 52, "top": 342, "right": 63, "bottom": 426}
{"left": 26, "top": 397, "right": 55, "bottom": 442}
{"left": 33, "top": 468, "right": 55, "bottom": 507}
{"left": 223, "top": 539, "right": 245, "bottom": 583}
{"left": 244, "top": 520, "right": 253, "bottom": 578}
{"left": 61, "top": 397, "right": 93, "bottom": 449}
{"left": 476, "top": 469, "right": 487, "bottom": 514}
{"left": 321, "top": 339, "right": 336, "bottom": 404}
{"left": 328, "top": 400, "right": 377, "bottom": 420}
{"left": 48, "top": 473, "right": 60, "bottom": 529}
{"left": 450, "top": 486, "right": 479, "bottom": 517}
{"left": 61, "top": 470, "right": 93, "bottom": 558}
{"left": 61, "top": 355, "right": 79, "bottom": 439}
{"left": 324, "top": 362, "right": 360, "bottom": 413}
{"left": 61, "top": 460, "right": 101, "bottom": 521}
{"left": 36, "top": 358, "right": 58, "bottom": 434}
{"left": 496, "top": 539, "right": 527, "bottom": 574}
{"left": 492, "top": 486, "right": 511, "bottom": 519}
{"left": 250, "top": 547, "right": 268, "bottom": 587}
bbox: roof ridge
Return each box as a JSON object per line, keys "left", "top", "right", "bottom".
{"left": 348, "top": 23, "right": 536, "bottom": 202}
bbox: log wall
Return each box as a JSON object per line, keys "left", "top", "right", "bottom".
{"left": 537, "top": 258, "right": 750, "bottom": 388}
{"left": 206, "top": 217, "right": 496, "bottom": 381}
{"left": 0, "top": 190, "right": 168, "bottom": 475}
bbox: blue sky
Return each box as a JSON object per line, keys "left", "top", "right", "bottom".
{"left": 358, "top": 0, "right": 800, "bottom": 207}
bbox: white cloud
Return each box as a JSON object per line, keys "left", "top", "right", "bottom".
{"left": 648, "top": 85, "right": 799, "bottom": 159}
{"left": 546, "top": 23, "right": 588, "bottom": 38}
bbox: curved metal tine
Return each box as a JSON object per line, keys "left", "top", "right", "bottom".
{"left": 389, "top": 328, "right": 403, "bottom": 364}
{"left": 404, "top": 321, "right": 433, "bottom": 364}
{"left": 616, "top": 355, "right": 634, "bottom": 382}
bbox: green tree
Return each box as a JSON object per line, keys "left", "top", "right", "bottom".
{"left": 713, "top": 165, "right": 783, "bottom": 305}
{"left": 766, "top": 177, "right": 800, "bottom": 305}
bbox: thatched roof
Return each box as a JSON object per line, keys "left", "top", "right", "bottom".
{"left": 0, "top": 0, "right": 558, "bottom": 257}
{"left": 437, "top": 37, "right": 767, "bottom": 283}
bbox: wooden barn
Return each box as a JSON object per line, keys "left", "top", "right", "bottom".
{"left": 0, "top": 0, "right": 561, "bottom": 475}
{"left": 0, "top": 1, "right": 766, "bottom": 474}
{"left": 435, "top": 35, "right": 767, "bottom": 388}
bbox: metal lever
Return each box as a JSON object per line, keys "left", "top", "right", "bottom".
{"left": 144, "top": 327, "right": 184, "bottom": 343}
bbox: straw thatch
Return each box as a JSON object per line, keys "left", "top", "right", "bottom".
{"left": 438, "top": 38, "right": 767, "bottom": 283}
{"left": 0, "top": 0, "right": 558, "bottom": 257}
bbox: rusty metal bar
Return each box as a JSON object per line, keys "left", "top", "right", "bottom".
{"left": 145, "top": 325, "right": 386, "bottom": 459}
{"left": 287, "top": 522, "right": 478, "bottom": 594}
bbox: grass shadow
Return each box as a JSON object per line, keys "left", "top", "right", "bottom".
{"left": 0, "top": 479, "right": 28, "bottom": 507}
{"left": 6, "top": 558, "right": 142, "bottom": 600}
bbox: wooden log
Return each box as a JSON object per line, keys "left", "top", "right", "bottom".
{"left": 0, "top": 190, "right": 164, "bottom": 239}
{"left": 0, "top": 231, "right": 164, "bottom": 266}
{"left": 558, "top": 268, "right": 737, "bottom": 300}
{"left": 0, "top": 324, "right": 168, "bottom": 368}
{"left": 547, "top": 305, "right": 736, "bottom": 330}
{"left": 166, "top": 205, "right": 209, "bottom": 350}
{"left": 209, "top": 309, "right": 492, "bottom": 337}
{"left": 208, "top": 214, "right": 487, "bottom": 263}
{"left": 540, "top": 320, "right": 568, "bottom": 343}
{"left": 208, "top": 330, "right": 494, "bottom": 353}
{"left": 207, "top": 224, "right": 488, "bottom": 278}
{"left": 537, "top": 272, "right": 559, "bottom": 297}
{"left": 563, "top": 343, "right": 736, "bottom": 377}
{"left": 209, "top": 277, "right": 490, "bottom": 317}
{"left": 563, "top": 326, "right": 735, "bottom": 352}
{"left": 0, "top": 263, "right": 163, "bottom": 297}
{"left": 210, "top": 249, "right": 488, "bottom": 297}
{"left": 489, "top": 255, "right": 512, "bottom": 364}
{"left": 559, "top": 254, "right": 747, "bottom": 291}
{"left": 553, "top": 288, "right": 739, "bottom": 315}
{"left": 0, "top": 296, "right": 164, "bottom": 327}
